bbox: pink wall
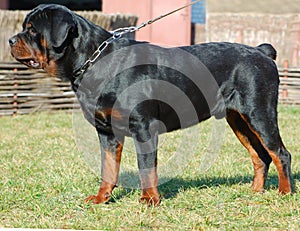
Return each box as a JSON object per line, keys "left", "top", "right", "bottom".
{"left": 103, "top": 0, "right": 152, "bottom": 42}
{"left": 103, "top": 0, "right": 191, "bottom": 46}
{"left": 0, "top": 0, "right": 9, "bottom": 9}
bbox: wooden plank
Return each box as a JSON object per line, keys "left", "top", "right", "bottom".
{"left": 0, "top": 98, "right": 14, "bottom": 103}
{"left": 0, "top": 104, "right": 79, "bottom": 110}
{"left": 0, "top": 104, "right": 15, "bottom": 109}
{"left": 279, "top": 84, "right": 300, "bottom": 90}
{"left": 0, "top": 70, "right": 41, "bottom": 75}
{"left": 278, "top": 67, "right": 300, "bottom": 72}
{"left": 1, "top": 76, "right": 62, "bottom": 83}
{"left": 0, "top": 86, "right": 73, "bottom": 92}
{"left": 15, "top": 104, "right": 80, "bottom": 114}
{"left": 0, "top": 110, "right": 15, "bottom": 116}
{"left": 279, "top": 89, "right": 300, "bottom": 94}
{"left": 0, "top": 91, "right": 76, "bottom": 97}
{"left": 17, "top": 98, "right": 78, "bottom": 107}
{"left": 280, "top": 77, "right": 300, "bottom": 82}
{"left": 279, "top": 72, "right": 300, "bottom": 78}
{"left": 0, "top": 62, "right": 29, "bottom": 69}
{"left": 0, "top": 102, "right": 79, "bottom": 110}
{"left": 0, "top": 77, "right": 67, "bottom": 85}
{"left": 0, "top": 85, "right": 67, "bottom": 91}
{"left": 280, "top": 86, "right": 300, "bottom": 91}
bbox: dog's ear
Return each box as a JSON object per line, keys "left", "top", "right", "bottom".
{"left": 49, "top": 10, "right": 78, "bottom": 50}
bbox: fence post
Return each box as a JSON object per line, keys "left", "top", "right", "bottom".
{"left": 283, "top": 60, "right": 289, "bottom": 100}
{"left": 13, "top": 68, "right": 18, "bottom": 116}
{"left": 236, "top": 29, "right": 243, "bottom": 44}
{"left": 292, "top": 22, "right": 300, "bottom": 66}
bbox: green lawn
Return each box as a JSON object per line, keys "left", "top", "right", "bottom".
{"left": 0, "top": 105, "right": 300, "bottom": 230}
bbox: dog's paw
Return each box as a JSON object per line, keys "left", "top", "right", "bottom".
{"left": 139, "top": 195, "right": 160, "bottom": 207}
{"left": 85, "top": 192, "right": 110, "bottom": 204}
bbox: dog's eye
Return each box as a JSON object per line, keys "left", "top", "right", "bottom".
{"left": 28, "top": 27, "right": 37, "bottom": 36}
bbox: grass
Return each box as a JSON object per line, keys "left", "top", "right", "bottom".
{"left": 0, "top": 105, "right": 300, "bottom": 230}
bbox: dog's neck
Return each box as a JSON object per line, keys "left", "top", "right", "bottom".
{"left": 75, "top": 17, "right": 113, "bottom": 66}
{"left": 58, "top": 16, "right": 112, "bottom": 82}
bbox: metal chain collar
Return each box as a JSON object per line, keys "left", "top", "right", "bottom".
{"left": 73, "top": 25, "right": 143, "bottom": 78}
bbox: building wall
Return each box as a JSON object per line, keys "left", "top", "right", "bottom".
{"left": 205, "top": 0, "right": 300, "bottom": 66}
{"left": 0, "top": 0, "right": 8, "bottom": 9}
{"left": 103, "top": 0, "right": 192, "bottom": 46}
{"left": 207, "top": 0, "right": 300, "bottom": 14}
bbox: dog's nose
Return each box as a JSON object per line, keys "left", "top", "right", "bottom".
{"left": 9, "top": 37, "right": 17, "bottom": 46}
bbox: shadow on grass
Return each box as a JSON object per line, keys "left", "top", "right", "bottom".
{"left": 111, "top": 170, "right": 300, "bottom": 201}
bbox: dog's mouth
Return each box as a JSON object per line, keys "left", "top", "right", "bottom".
{"left": 17, "top": 58, "right": 40, "bottom": 69}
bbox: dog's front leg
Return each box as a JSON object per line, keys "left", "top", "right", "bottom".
{"left": 85, "top": 131, "right": 124, "bottom": 204}
{"left": 133, "top": 131, "right": 160, "bottom": 206}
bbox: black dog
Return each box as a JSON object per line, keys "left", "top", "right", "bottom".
{"left": 9, "top": 4, "right": 292, "bottom": 206}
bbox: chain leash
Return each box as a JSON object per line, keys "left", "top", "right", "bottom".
{"left": 73, "top": 0, "right": 203, "bottom": 78}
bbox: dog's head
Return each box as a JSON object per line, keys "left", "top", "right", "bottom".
{"left": 9, "top": 4, "right": 78, "bottom": 78}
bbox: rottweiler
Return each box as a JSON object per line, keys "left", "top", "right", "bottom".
{"left": 9, "top": 4, "right": 292, "bottom": 206}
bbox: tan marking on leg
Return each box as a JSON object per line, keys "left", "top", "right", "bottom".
{"left": 267, "top": 151, "right": 292, "bottom": 194}
{"left": 139, "top": 164, "right": 160, "bottom": 206}
{"left": 237, "top": 112, "right": 292, "bottom": 194}
{"left": 85, "top": 142, "right": 123, "bottom": 204}
{"left": 227, "top": 111, "right": 266, "bottom": 192}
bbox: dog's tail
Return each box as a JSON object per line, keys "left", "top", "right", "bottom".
{"left": 257, "top": 43, "right": 277, "bottom": 60}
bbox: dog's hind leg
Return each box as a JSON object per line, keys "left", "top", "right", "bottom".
{"left": 226, "top": 109, "right": 292, "bottom": 194}
{"left": 226, "top": 110, "right": 272, "bottom": 192}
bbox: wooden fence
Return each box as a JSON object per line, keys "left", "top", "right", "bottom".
{"left": 278, "top": 61, "right": 300, "bottom": 105}
{"left": 0, "top": 61, "right": 299, "bottom": 116}
{"left": 0, "top": 62, "right": 79, "bottom": 116}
